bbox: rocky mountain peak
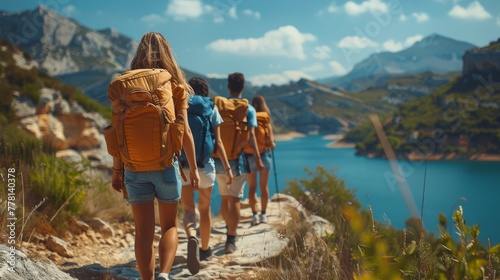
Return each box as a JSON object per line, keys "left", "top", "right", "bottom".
{"left": 0, "top": 6, "right": 135, "bottom": 76}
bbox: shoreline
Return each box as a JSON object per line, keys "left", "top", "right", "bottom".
{"left": 364, "top": 151, "right": 500, "bottom": 162}
{"left": 274, "top": 132, "right": 306, "bottom": 141}
{"left": 273, "top": 133, "right": 500, "bottom": 161}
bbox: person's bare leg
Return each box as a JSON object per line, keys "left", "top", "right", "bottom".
{"left": 131, "top": 202, "right": 156, "bottom": 280}
{"left": 226, "top": 196, "right": 240, "bottom": 236}
{"left": 198, "top": 187, "right": 213, "bottom": 250}
{"left": 181, "top": 186, "right": 197, "bottom": 238}
{"left": 246, "top": 171, "right": 258, "bottom": 213}
{"left": 157, "top": 200, "right": 179, "bottom": 275}
{"left": 259, "top": 170, "right": 271, "bottom": 213}
{"left": 220, "top": 195, "right": 230, "bottom": 228}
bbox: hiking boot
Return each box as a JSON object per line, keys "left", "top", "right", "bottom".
{"left": 187, "top": 236, "right": 200, "bottom": 275}
{"left": 259, "top": 214, "right": 267, "bottom": 224}
{"left": 199, "top": 247, "right": 213, "bottom": 261}
{"left": 251, "top": 214, "right": 258, "bottom": 226}
{"left": 224, "top": 239, "right": 237, "bottom": 254}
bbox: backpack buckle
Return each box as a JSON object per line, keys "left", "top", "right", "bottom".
{"left": 152, "top": 93, "right": 160, "bottom": 106}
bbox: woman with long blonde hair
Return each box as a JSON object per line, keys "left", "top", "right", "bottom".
{"left": 111, "top": 32, "right": 200, "bottom": 280}
{"left": 244, "top": 95, "right": 275, "bottom": 226}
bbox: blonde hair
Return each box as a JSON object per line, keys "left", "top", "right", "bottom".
{"left": 252, "top": 95, "right": 272, "bottom": 119}
{"left": 131, "top": 32, "right": 192, "bottom": 93}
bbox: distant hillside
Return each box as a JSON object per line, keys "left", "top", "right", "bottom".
{"left": 327, "top": 34, "right": 476, "bottom": 92}
{"left": 342, "top": 38, "right": 500, "bottom": 159}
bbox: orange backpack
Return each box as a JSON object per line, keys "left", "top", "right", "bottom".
{"left": 244, "top": 111, "right": 271, "bottom": 154}
{"left": 103, "top": 69, "right": 185, "bottom": 171}
{"left": 212, "top": 96, "right": 249, "bottom": 161}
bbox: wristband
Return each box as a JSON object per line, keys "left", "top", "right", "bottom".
{"left": 112, "top": 167, "right": 123, "bottom": 171}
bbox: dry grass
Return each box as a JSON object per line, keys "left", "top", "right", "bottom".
{"left": 255, "top": 209, "right": 348, "bottom": 280}
{"left": 82, "top": 170, "right": 132, "bottom": 223}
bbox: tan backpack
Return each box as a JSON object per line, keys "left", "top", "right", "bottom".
{"left": 212, "top": 96, "right": 249, "bottom": 161}
{"left": 243, "top": 111, "right": 271, "bottom": 154}
{"left": 103, "top": 68, "right": 185, "bottom": 172}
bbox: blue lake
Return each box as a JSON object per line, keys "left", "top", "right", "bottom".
{"left": 209, "top": 135, "right": 500, "bottom": 245}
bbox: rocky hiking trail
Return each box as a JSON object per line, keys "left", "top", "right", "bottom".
{"left": 2, "top": 194, "right": 333, "bottom": 279}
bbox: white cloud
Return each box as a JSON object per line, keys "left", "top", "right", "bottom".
{"left": 243, "top": 9, "right": 261, "bottom": 19}
{"left": 497, "top": 15, "right": 500, "bottom": 26}
{"left": 329, "top": 61, "right": 349, "bottom": 76}
{"left": 228, "top": 6, "right": 238, "bottom": 19}
{"left": 166, "top": 0, "right": 205, "bottom": 21}
{"left": 344, "top": 0, "right": 388, "bottom": 15}
{"left": 448, "top": 1, "right": 491, "bottom": 20}
{"left": 412, "top": 12, "right": 429, "bottom": 22}
{"left": 141, "top": 14, "right": 166, "bottom": 26}
{"left": 249, "top": 71, "right": 314, "bottom": 86}
{"left": 399, "top": 14, "right": 407, "bottom": 22}
{"left": 62, "top": 5, "right": 76, "bottom": 16}
{"left": 328, "top": 2, "right": 339, "bottom": 13}
{"left": 383, "top": 39, "right": 404, "bottom": 52}
{"left": 206, "top": 73, "right": 227, "bottom": 79}
{"left": 405, "top": 35, "right": 424, "bottom": 46}
{"left": 206, "top": 25, "right": 316, "bottom": 60}
{"left": 338, "top": 36, "right": 378, "bottom": 49}
{"left": 382, "top": 35, "right": 423, "bottom": 52}
{"left": 301, "top": 63, "right": 325, "bottom": 72}
{"left": 312, "top": 45, "right": 332, "bottom": 59}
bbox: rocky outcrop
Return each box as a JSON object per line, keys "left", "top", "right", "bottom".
{"left": 462, "top": 38, "right": 500, "bottom": 75}
{"left": 13, "top": 87, "right": 112, "bottom": 168}
{"left": 0, "top": 244, "right": 75, "bottom": 280}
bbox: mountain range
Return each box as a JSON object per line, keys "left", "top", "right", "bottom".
{"left": 323, "top": 34, "right": 476, "bottom": 92}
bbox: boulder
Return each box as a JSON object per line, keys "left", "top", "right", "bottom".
{"left": 0, "top": 244, "right": 75, "bottom": 280}
{"left": 46, "top": 235, "right": 74, "bottom": 258}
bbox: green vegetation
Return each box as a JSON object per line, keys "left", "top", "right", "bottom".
{"left": 0, "top": 39, "right": 123, "bottom": 243}
{"left": 343, "top": 73, "right": 500, "bottom": 157}
{"left": 0, "top": 39, "right": 111, "bottom": 121}
{"left": 257, "top": 166, "right": 500, "bottom": 279}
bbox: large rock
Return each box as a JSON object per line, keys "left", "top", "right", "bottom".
{"left": 46, "top": 236, "right": 74, "bottom": 258}
{"left": 462, "top": 38, "right": 500, "bottom": 75}
{"left": 0, "top": 244, "right": 75, "bottom": 279}
{"left": 13, "top": 87, "right": 110, "bottom": 167}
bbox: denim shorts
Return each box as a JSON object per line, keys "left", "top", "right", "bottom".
{"left": 214, "top": 154, "right": 246, "bottom": 176}
{"left": 245, "top": 149, "right": 273, "bottom": 173}
{"left": 124, "top": 162, "right": 181, "bottom": 204}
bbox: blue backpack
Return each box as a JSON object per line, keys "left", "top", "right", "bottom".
{"left": 179, "top": 95, "right": 215, "bottom": 169}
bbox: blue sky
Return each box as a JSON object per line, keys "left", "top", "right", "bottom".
{"left": 2, "top": 0, "right": 500, "bottom": 86}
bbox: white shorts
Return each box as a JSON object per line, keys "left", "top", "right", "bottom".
{"left": 216, "top": 174, "right": 247, "bottom": 198}
{"left": 182, "top": 158, "right": 216, "bottom": 189}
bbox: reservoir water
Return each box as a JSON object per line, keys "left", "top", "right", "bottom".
{"left": 209, "top": 135, "right": 500, "bottom": 245}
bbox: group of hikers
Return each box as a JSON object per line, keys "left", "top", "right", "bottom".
{"left": 105, "top": 32, "right": 276, "bottom": 280}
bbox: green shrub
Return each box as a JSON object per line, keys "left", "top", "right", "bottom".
{"left": 30, "top": 155, "right": 91, "bottom": 221}
{"left": 0, "top": 124, "right": 55, "bottom": 167}
{"left": 21, "top": 84, "right": 41, "bottom": 104}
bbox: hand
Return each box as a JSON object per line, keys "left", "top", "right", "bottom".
{"left": 190, "top": 168, "right": 200, "bottom": 190}
{"left": 111, "top": 169, "right": 124, "bottom": 193}
{"left": 270, "top": 142, "right": 276, "bottom": 149}
{"left": 257, "top": 159, "right": 265, "bottom": 171}
{"left": 225, "top": 168, "right": 233, "bottom": 185}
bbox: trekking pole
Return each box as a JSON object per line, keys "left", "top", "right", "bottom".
{"left": 271, "top": 148, "right": 280, "bottom": 214}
